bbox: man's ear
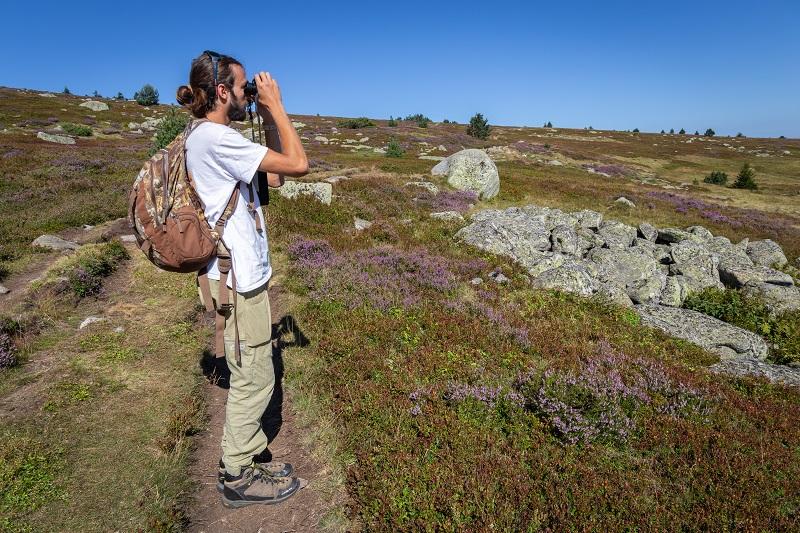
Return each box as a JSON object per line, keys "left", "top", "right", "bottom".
{"left": 215, "top": 84, "right": 227, "bottom": 104}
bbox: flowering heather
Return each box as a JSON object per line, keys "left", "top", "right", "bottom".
{"left": 645, "top": 191, "right": 798, "bottom": 235}
{"left": 0, "top": 332, "right": 16, "bottom": 369}
{"left": 443, "top": 382, "right": 525, "bottom": 409}
{"left": 68, "top": 267, "right": 102, "bottom": 297}
{"left": 515, "top": 340, "right": 708, "bottom": 445}
{"left": 513, "top": 141, "right": 550, "bottom": 154}
{"left": 289, "top": 238, "right": 469, "bottom": 310}
{"left": 582, "top": 163, "right": 631, "bottom": 177}
{"left": 416, "top": 189, "right": 478, "bottom": 213}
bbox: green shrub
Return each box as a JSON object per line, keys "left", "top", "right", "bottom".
{"left": 387, "top": 116, "right": 397, "bottom": 127}
{"left": 694, "top": 130, "right": 700, "bottom": 135}
{"left": 134, "top": 84, "right": 159, "bottom": 106}
{"left": 62, "top": 86, "right": 70, "bottom": 95}
{"left": 733, "top": 162, "right": 757, "bottom": 190}
{"left": 736, "top": 132, "right": 744, "bottom": 138}
{"left": 632, "top": 128, "right": 640, "bottom": 133}
{"left": 466, "top": 113, "right": 491, "bottom": 139}
{"left": 149, "top": 108, "right": 191, "bottom": 156}
{"left": 679, "top": 128, "right": 686, "bottom": 134}
{"left": 670, "top": 128, "right": 675, "bottom": 134}
{"left": 404, "top": 114, "right": 431, "bottom": 128}
{"left": 703, "top": 171, "right": 728, "bottom": 185}
{"left": 684, "top": 287, "right": 800, "bottom": 363}
{"left": 338, "top": 117, "right": 374, "bottom": 129}
{"left": 61, "top": 122, "right": 93, "bottom": 137}
{"left": 67, "top": 240, "right": 130, "bottom": 298}
{"left": 385, "top": 139, "right": 404, "bottom": 158}
{"left": 704, "top": 128, "right": 715, "bottom": 137}
{"left": 115, "top": 92, "right": 125, "bottom": 100}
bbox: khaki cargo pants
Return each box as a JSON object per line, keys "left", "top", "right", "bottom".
{"left": 199, "top": 278, "right": 274, "bottom": 476}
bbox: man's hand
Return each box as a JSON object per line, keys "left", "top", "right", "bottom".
{"left": 255, "top": 72, "right": 283, "bottom": 115}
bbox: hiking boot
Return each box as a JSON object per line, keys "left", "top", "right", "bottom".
{"left": 221, "top": 466, "right": 300, "bottom": 508}
{"left": 216, "top": 458, "right": 293, "bottom": 492}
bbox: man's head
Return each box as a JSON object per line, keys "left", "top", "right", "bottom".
{"left": 176, "top": 51, "right": 249, "bottom": 122}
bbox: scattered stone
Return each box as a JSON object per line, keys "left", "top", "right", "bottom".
{"left": 113, "top": 326, "right": 125, "bottom": 333}
{"left": 614, "top": 196, "right": 636, "bottom": 208}
{"left": 314, "top": 136, "right": 329, "bottom": 143}
{"left": 709, "top": 359, "right": 800, "bottom": 387}
{"left": 547, "top": 159, "right": 564, "bottom": 166}
{"left": 79, "top": 100, "right": 109, "bottom": 112}
{"left": 489, "top": 271, "right": 510, "bottom": 284}
{"left": 291, "top": 121, "right": 306, "bottom": 129}
{"left": 120, "top": 234, "right": 137, "bottom": 243}
{"left": 83, "top": 224, "right": 94, "bottom": 230}
{"left": 470, "top": 277, "right": 483, "bottom": 285}
{"left": 354, "top": 217, "right": 373, "bottom": 231}
{"left": 278, "top": 181, "right": 333, "bottom": 205}
{"left": 419, "top": 155, "right": 446, "bottom": 161}
{"left": 746, "top": 239, "right": 787, "bottom": 268}
{"left": 635, "top": 304, "right": 769, "bottom": 360}
{"left": 405, "top": 181, "right": 439, "bottom": 194}
{"left": 0, "top": 284, "right": 9, "bottom": 295}
{"left": 39, "top": 93, "right": 57, "bottom": 97}
{"left": 79, "top": 316, "right": 106, "bottom": 330}
{"left": 432, "top": 149, "right": 500, "bottom": 200}
{"left": 430, "top": 211, "right": 464, "bottom": 222}
{"left": 36, "top": 131, "right": 75, "bottom": 145}
{"left": 638, "top": 222, "right": 658, "bottom": 242}
{"left": 31, "top": 235, "right": 79, "bottom": 251}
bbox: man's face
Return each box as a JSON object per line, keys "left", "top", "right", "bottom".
{"left": 226, "top": 64, "right": 248, "bottom": 122}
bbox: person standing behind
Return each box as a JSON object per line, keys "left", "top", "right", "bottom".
{"left": 176, "top": 51, "right": 308, "bottom": 508}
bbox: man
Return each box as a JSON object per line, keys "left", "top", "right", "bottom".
{"left": 176, "top": 51, "right": 308, "bottom": 507}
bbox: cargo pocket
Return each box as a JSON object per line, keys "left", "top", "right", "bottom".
{"left": 238, "top": 285, "right": 272, "bottom": 347}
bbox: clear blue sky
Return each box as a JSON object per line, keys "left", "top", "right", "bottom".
{"left": 3, "top": 0, "right": 799, "bottom": 137}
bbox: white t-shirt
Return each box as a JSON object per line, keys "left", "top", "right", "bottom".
{"left": 185, "top": 121, "right": 270, "bottom": 292}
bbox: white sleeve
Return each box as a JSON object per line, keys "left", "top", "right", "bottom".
{"left": 212, "top": 129, "right": 269, "bottom": 184}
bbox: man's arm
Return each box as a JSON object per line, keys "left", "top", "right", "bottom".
{"left": 260, "top": 115, "right": 285, "bottom": 187}
{"left": 253, "top": 72, "right": 308, "bottom": 178}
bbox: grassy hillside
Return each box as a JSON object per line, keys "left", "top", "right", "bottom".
{"left": 1, "top": 88, "right": 799, "bottom": 531}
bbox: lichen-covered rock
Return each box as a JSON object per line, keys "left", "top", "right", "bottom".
{"left": 598, "top": 220, "right": 637, "bottom": 250}
{"left": 718, "top": 263, "right": 794, "bottom": 288}
{"left": 686, "top": 225, "right": 714, "bottom": 241}
{"left": 79, "top": 100, "right": 109, "bottom": 111}
{"left": 635, "top": 304, "right": 769, "bottom": 360}
{"left": 525, "top": 252, "right": 568, "bottom": 277}
{"left": 746, "top": 239, "right": 788, "bottom": 268}
{"left": 36, "top": 131, "right": 75, "bottom": 144}
{"left": 521, "top": 206, "right": 577, "bottom": 230}
{"left": 432, "top": 149, "right": 499, "bottom": 200}
{"left": 576, "top": 228, "right": 604, "bottom": 256}
{"left": 532, "top": 262, "right": 599, "bottom": 296}
{"left": 660, "top": 276, "right": 691, "bottom": 307}
{"left": 278, "top": 181, "right": 333, "bottom": 205}
{"left": 455, "top": 209, "right": 551, "bottom": 270}
{"left": 31, "top": 234, "right": 79, "bottom": 251}
{"left": 656, "top": 227, "right": 703, "bottom": 244}
{"left": 742, "top": 281, "right": 800, "bottom": 314}
{"left": 632, "top": 238, "right": 670, "bottom": 264}
{"left": 710, "top": 359, "right": 800, "bottom": 387}
{"left": 430, "top": 211, "right": 464, "bottom": 222}
{"left": 589, "top": 248, "right": 665, "bottom": 303}
{"left": 668, "top": 241, "right": 723, "bottom": 290}
{"left": 638, "top": 222, "right": 658, "bottom": 242}
{"left": 574, "top": 209, "right": 603, "bottom": 230}
{"left": 550, "top": 225, "right": 580, "bottom": 256}
{"left": 405, "top": 181, "right": 439, "bottom": 194}
{"left": 596, "top": 283, "right": 634, "bottom": 307}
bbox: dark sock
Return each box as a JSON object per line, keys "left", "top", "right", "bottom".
{"left": 253, "top": 448, "right": 273, "bottom": 463}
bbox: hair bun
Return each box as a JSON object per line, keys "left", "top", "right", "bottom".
{"left": 176, "top": 85, "right": 194, "bottom": 105}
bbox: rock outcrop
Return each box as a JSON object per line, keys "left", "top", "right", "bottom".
{"left": 431, "top": 149, "right": 499, "bottom": 200}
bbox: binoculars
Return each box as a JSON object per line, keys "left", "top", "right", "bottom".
{"left": 244, "top": 80, "right": 258, "bottom": 99}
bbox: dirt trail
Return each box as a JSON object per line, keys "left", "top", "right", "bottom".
{"left": 187, "top": 285, "right": 341, "bottom": 533}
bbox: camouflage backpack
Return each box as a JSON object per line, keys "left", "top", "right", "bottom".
{"left": 128, "top": 118, "right": 246, "bottom": 365}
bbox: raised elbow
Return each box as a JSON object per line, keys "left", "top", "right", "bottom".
{"left": 291, "top": 157, "right": 309, "bottom": 177}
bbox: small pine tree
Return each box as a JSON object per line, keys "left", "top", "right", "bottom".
{"left": 588, "top": 126, "right": 593, "bottom": 130}
{"left": 115, "top": 92, "right": 125, "bottom": 100}
{"left": 387, "top": 116, "right": 397, "bottom": 127}
{"left": 736, "top": 132, "right": 744, "bottom": 138}
{"left": 703, "top": 171, "right": 728, "bottom": 185}
{"left": 546, "top": 121, "right": 553, "bottom": 128}
{"left": 63, "top": 86, "right": 71, "bottom": 95}
{"left": 92, "top": 90, "right": 101, "bottom": 98}
{"left": 694, "top": 130, "right": 700, "bottom": 135}
{"left": 134, "top": 84, "right": 159, "bottom": 106}
{"left": 633, "top": 128, "right": 640, "bottom": 133}
{"left": 670, "top": 128, "right": 675, "bottom": 134}
{"left": 661, "top": 129, "right": 665, "bottom": 134}
{"left": 385, "top": 139, "right": 404, "bottom": 158}
{"left": 704, "top": 128, "right": 715, "bottom": 137}
{"left": 149, "top": 108, "right": 190, "bottom": 156}
{"left": 466, "top": 113, "right": 491, "bottom": 139}
{"left": 733, "top": 163, "right": 757, "bottom": 190}
{"left": 679, "top": 128, "right": 686, "bottom": 134}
